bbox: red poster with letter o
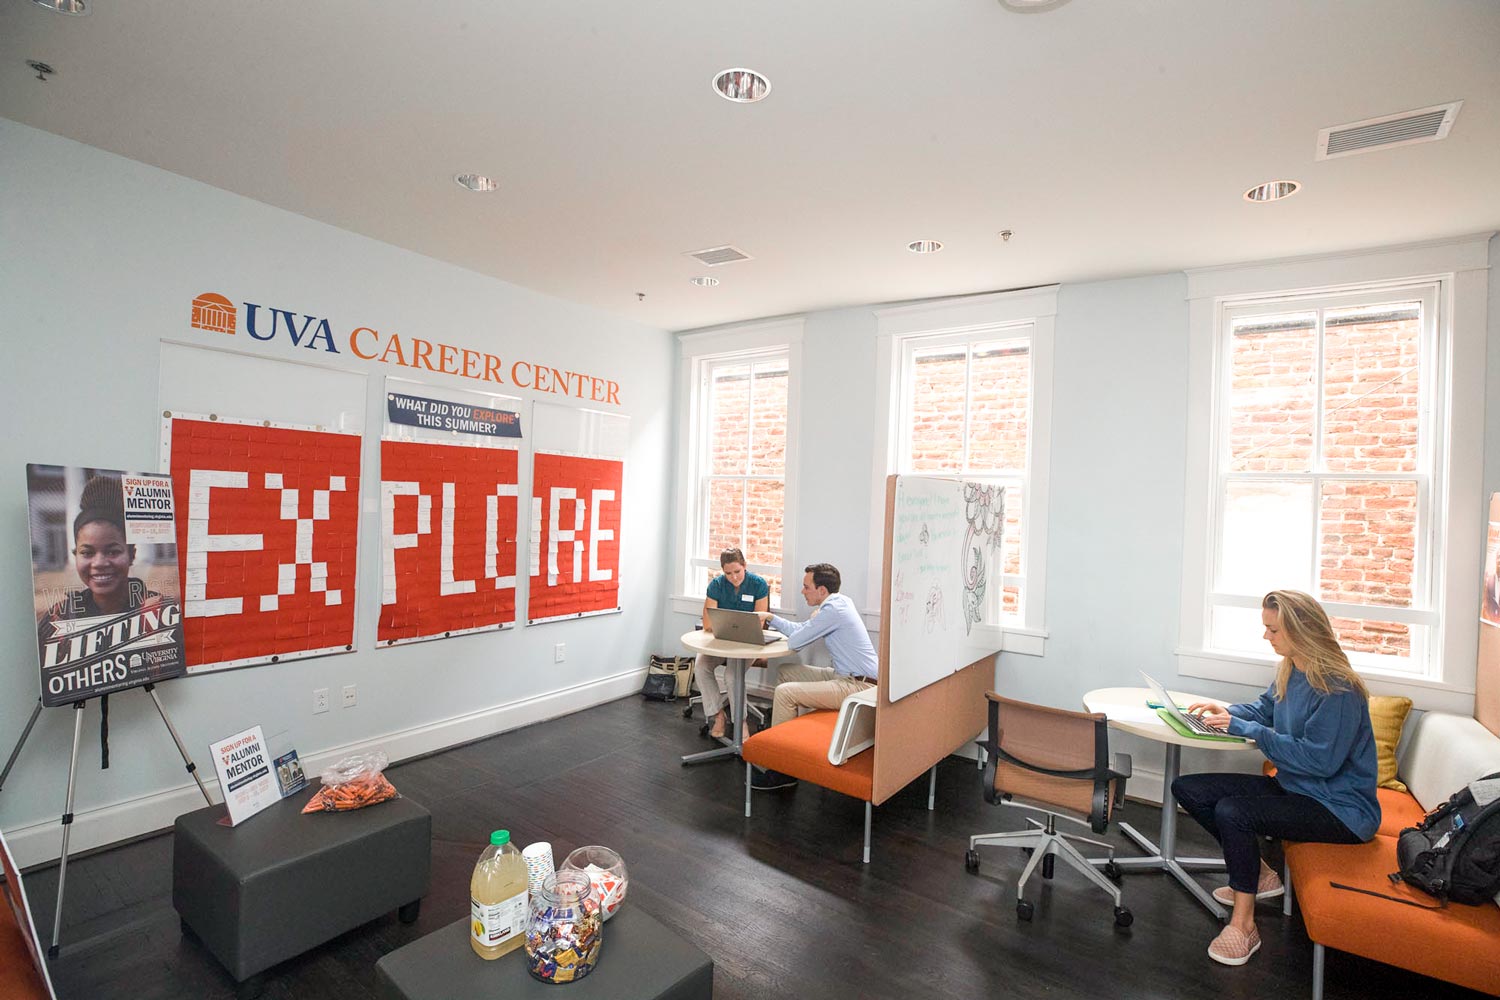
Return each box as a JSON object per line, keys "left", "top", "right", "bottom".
{"left": 165, "top": 417, "right": 361, "bottom": 671}
{"left": 528, "top": 452, "right": 623, "bottom": 623}
{"left": 378, "top": 440, "right": 519, "bottom": 644}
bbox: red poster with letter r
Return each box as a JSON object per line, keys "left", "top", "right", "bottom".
{"left": 528, "top": 453, "right": 622, "bottom": 622}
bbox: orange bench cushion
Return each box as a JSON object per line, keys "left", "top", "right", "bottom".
{"left": 1286, "top": 836, "right": 1500, "bottom": 996}
{"left": 741, "top": 711, "right": 873, "bottom": 802}
{"left": 1376, "top": 787, "right": 1426, "bottom": 837}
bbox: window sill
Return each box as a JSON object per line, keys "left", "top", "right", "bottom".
{"left": 1175, "top": 650, "right": 1476, "bottom": 714}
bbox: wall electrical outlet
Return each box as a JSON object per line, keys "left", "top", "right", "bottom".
{"left": 342, "top": 684, "right": 357, "bottom": 708}
{"left": 313, "top": 688, "right": 330, "bottom": 714}
{"left": 554, "top": 643, "right": 566, "bottom": 663}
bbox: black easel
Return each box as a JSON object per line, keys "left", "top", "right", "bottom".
{"left": 0, "top": 681, "right": 213, "bottom": 957}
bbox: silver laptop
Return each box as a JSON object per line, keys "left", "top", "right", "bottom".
{"left": 1140, "top": 671, "right": 1242, "bottom": 739}
{"left": 706, "top": 607, "right": 780, "bottom": 645}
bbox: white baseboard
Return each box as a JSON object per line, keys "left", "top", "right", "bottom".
{"left": 6, "top": 668, "right": 646, "bottom": 869}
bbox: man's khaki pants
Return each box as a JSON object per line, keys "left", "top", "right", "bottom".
{"left": 770, "top": 664, "right": 874, "bottom": 728}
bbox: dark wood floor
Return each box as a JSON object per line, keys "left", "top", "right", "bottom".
{"left": 19, "top": 695, "right": 1484, "bottom": 1000}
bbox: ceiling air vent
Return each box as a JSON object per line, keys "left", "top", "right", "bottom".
{"left": 684, "top": 245, "right": 754, "bottom": 267}
{"left": 1316, "top": 101, "right": 1462, "bottom": 160}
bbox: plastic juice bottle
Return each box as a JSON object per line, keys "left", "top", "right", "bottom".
{"left": 471, "top": 829, "right": 528, "bottom": 959}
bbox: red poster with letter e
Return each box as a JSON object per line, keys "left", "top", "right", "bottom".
{"left": 164, "top": 417, "right": 361, "bottom": 671}
{"left": 378, "top": 440, "right": 519, "bottom": 644}
{"left": 528, "top": 452, "right": 622, "bottom": 623}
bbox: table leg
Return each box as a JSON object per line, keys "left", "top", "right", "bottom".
{"left": 1091, "top": 741, "right": 1228, "bottom": 919}
{"left": 680, "top": 657, "right": 749, "bottom": 765}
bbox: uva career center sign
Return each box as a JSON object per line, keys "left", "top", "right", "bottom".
{"left": 189, "top": 292, "right": 622, "bottom": 406}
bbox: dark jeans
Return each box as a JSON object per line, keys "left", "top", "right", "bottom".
{"left": 1171, "top": 772, "right": 1362, "bottom": 894}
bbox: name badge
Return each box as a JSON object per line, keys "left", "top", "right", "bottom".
{"left": 741, "top": 594, "right": 753, "bottom": 603}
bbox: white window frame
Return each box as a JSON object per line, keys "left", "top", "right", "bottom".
{"left": 871, "top": 286, "right": 1057, "bottom": 656}
{"left": 671, "top": 318, "right": 803, "bottom": 614}
{"left": 1179, "top": 235, "right": 1491, "bottom": 712}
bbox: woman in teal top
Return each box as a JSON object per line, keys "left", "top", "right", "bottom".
{"left": 1174, "top": 590, "right": 1378, "bottom": 968}
{"left": 695, "top": 548, "right": 770, "bottom": 739}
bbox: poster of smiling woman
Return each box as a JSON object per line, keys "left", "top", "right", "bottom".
{"left": 25, "top": 464, "right": 186, "bottom": 707}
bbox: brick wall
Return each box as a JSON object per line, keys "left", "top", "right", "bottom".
{"left": 1229, "top": 309, "right": 1421, "bottom": 657}
{"left": 706, "top": 364, "right": 788, "bottom": 600}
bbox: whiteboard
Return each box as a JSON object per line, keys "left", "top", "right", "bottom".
{"left": 886, "top": 475, "right": 1004, "bottom": 702}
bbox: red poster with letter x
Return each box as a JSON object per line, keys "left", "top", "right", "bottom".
{"left": 378, "top": 440, "right": 519, "bottom": 644}
{"left": 528, "top": 452, "right": 623, "bottom": 623}
{"left": 166, "top": 417, "right": 361, "bottom": 671}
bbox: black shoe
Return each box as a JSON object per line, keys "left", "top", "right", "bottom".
{"left": 751, "top": 768, "right": 798, "bottom": 791}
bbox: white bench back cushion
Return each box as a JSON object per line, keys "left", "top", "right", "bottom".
{"left": 1401, "top": 711, "right": 1500, "bottom": 811}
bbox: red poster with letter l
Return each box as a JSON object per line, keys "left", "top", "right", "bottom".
{"left": 378, "top": 440, "right": 519, "bottom": 644}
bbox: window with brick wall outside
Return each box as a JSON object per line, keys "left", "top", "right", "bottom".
{"left": 1207, "top": 282, "right": 1441, "bottom": 678}
{"left": 690, "top": 353, "right": 789, "bottom": 604}
{"left": 897, "top": 325, "right": 1031, "bottom": 625}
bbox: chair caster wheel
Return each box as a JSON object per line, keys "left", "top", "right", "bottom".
{"left": 1016, "top": 900, "right": 1035, "bottom": 921}
{"left": 1021, "top": 847, "right": 1034, "bottom": 857}
{"left": 1114, "top": 906, "right": 1133, "bottom": 928}
{"left": 1103, "top": 861, "right": 1122, "bottom": 880}
{"left": 964, "top": 849, "right": 980, "bottom": 873}
{"left": 683, "top": 705, "right": 695, "bottom": 718}
{"left": 1041, "top": 855, "right": 1055, "bottom": 880}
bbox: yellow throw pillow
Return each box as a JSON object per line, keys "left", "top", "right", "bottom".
{"left": 1369, "top": 695, "right": 1413, "bottom": 792}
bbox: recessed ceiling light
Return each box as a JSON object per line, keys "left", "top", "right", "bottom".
{"left": 32, "top": 0, "right": 88, "bottom": 14}
{"left": 454, "top": 173, "right": 498, "bottom": 193}
{"left": 713, "top": 68, "right": 771, "bottom": 104}
{"left": 690, "top": 276, "right": 719, "bottom": 287}
{"left": 907, "top": 240, "right": 944, "bottom": 254}
{"left": 1243, "top": 180, "right": 1301, "bottom": 203}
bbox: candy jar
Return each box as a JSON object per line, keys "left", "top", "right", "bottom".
{"left": 523, "top": 870, "right": 603, "bottom": 984}
{"left": 559, "top": 845, "right": 628, "bottom": 921}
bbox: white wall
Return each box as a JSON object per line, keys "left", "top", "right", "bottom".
{"left": 663, "top": 240, "right": 1500, "bottom": 799}
{"left": 0, "top": 119, "right": 676, "bottom": 865}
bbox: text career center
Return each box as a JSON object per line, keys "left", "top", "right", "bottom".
{"left": 190, "top": 292, "right": 622, "bottom": 405}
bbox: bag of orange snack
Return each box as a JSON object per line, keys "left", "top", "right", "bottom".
{"left": 301, "top": 751, "right": 400, "bottom": 813}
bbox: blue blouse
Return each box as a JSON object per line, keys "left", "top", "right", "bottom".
{"left": 1227, "top": 669, "right": 1380, "bottom": 841}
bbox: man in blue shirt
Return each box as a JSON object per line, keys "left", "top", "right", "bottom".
{"left": 751, "top": 562, "right": 878, "bottom": 790}
{"left": 695, "top": 547, "right": 770, "bottom": 739}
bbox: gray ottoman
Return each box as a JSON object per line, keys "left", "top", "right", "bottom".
{"left": 375, "top": 906, "right": 713, "bottom": 1000}
{"left": 173, "top": 789, "right": 431, "bottom": 993}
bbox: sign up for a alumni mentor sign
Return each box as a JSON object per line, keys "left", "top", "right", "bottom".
{"left": 27, "top": 464, "right": 187, "bottom": 706}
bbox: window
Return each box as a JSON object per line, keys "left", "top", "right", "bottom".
{"left": 1210, "top": 287, "right": 1436, "bottom": 674}
{"left": 1181, "top": 237, "right": 1489, "bottom": 704}
{"left": 897, "top": 328, "right": 1031, "bottom": 620}
{"left": 874, "top": 287, "right": 1056, "bottom": 651}
{"left": 675, "top": 320, "right": 802, "bottom": 608}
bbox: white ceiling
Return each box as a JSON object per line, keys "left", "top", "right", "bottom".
{"left": 4, "top": 0, "right": 1498, "bottom": 332}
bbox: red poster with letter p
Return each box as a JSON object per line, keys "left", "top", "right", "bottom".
{"left": 528, "top": 452, "right": 622, "bottom": 623}
{"left": 378, "top": 440, "right": 519, "bottom": 644}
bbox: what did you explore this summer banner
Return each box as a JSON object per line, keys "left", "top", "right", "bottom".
{"left": 27, "top": 464, "right": 187, "bottom": 706}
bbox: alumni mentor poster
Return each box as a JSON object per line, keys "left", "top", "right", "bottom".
{"left": 27, "top": 464, "right": 186, "bottom": 706}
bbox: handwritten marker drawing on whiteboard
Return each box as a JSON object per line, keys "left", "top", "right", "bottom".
{"left": 961, "top": 483, "right": 1005, "bottom": 635}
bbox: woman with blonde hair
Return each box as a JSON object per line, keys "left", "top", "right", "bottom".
{"left": 1172, "top": 590, "right": 1378, "bottom": 967}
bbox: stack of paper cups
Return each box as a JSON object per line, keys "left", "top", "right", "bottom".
{"left": 522, "top": 841, "right": 555, "bottom": 898}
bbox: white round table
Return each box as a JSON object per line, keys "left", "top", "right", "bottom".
{"left": 1083, "top": 686, "right": 1260, "bottom": 919}
{"left": 678, "top": 630, "right": 790, "bottom": 765}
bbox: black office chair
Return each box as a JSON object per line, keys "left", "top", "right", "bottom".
{"left": 965, "top": 692, "right": 1133, "bottom": 927}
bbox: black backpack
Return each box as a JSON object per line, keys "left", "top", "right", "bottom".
{"left": 1392, "top": 771, "right": 1500, "bottom": 905}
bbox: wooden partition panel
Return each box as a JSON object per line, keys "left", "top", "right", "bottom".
{"left": 872, "top": 476, "right": 994, "bottom": 806}
{"left": 1477, "top": 493, "right": 1500, "bottom": 737}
